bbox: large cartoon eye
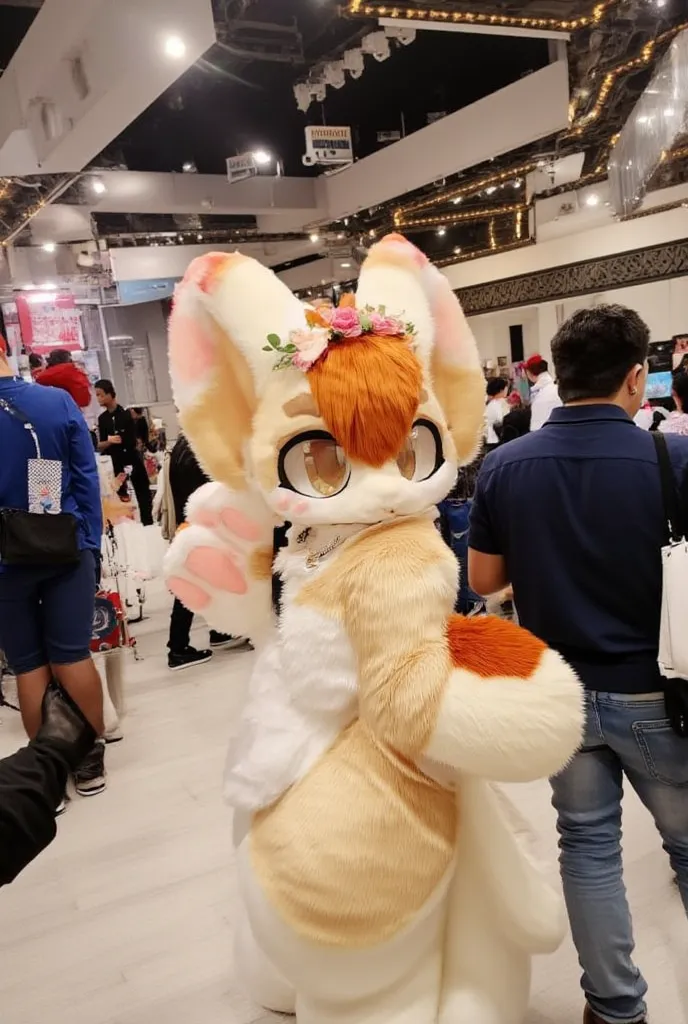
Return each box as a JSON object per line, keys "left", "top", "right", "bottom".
{"left": 278, "top": 431, "right": 351, "bottom": 498}
{"left": 397, "top": 419, "right": 445, "bottom": 482}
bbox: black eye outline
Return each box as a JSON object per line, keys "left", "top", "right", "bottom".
{"left": 277, "top": 429, "right": 351, "bottom": 498}
{"left": 409, "top": 418, "right": 445, "bottom": 481}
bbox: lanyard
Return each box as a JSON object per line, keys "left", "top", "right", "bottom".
{"left": 0, "top": 397, "right": 42, "bottom": 459}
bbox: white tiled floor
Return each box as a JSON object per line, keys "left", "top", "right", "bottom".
{"left": 1, "top": 581, "right": 686, "bottom": 1024}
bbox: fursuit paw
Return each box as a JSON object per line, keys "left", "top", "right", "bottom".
{"left": 164, "top": 483, "right": 275, "bottom": 642}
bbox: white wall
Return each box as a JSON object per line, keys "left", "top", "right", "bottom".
{"left": 468, "top": 275, "right": 688, "bottom": 367}
{"left": 100, "top": 300, "right": 178, "bottom": 438}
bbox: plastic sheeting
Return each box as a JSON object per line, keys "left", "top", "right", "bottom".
{"left": 609, "top": 29, "right": 688, "bottom": 217}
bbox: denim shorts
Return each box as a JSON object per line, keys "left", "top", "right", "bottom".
{"left": 0, "top": 549, "right": 97, "bottom": 674}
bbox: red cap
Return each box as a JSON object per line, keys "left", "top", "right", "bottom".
{"left": 0, "top": 335, "right": 7, "bottom": 355}
{"left": 524, "top": 354, "right": 543, "bottom": 371}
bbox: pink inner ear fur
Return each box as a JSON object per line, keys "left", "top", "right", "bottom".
{"left": 425, "top": 269, "right": 476, "bottom": 367}
{"left": 169, "top": 311, "right": 216, "bottom": 385}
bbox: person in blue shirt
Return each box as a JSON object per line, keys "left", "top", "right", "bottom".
{"left": 468, "top": 305, "right": 688, "bottom": 1024}
{"left": 0, "top": 348, "right": 105, "bottom": 801}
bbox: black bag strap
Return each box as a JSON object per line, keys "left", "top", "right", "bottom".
{"left": 651, "top": 431, "right": 684, "bottom": 543}
{"left": 0, "top": 397, "right": 41, "bottom": 458}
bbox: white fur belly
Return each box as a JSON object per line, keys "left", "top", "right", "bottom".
{"left": 224, "top": 589, "right": 357, "bottom": 812}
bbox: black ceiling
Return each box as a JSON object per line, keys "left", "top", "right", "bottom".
{"left": 0, "top": 0, "right": 686, "bottom": 265}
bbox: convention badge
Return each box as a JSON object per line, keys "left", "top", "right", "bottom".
{"left": 27, "top": 459, "right": 63, "bottom": 514}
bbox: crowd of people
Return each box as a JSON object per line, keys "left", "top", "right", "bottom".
{"left": 1, "top": 299, "right": 687, "bottom": 1024}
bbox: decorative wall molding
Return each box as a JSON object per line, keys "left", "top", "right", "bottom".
{"left": 457, "top": 237, "right": 688, "bottom": 316}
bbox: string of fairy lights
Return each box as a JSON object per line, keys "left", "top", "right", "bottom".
{"left": 346, "top": 0, "right": 621, "bottom": 33}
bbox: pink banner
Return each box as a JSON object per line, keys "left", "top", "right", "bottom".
{"left": 16, "top": 293, "right": 83, "bottom": 355}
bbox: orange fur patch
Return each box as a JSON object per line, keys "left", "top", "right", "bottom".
{"left": 446, "top": 614, "right": 546, "bottom": 680}
{"left": 307, "top": 334, "right": 423, "bottom": 467}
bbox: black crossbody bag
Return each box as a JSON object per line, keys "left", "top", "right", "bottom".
{"left": 0, "top": 397, "right": 80, "bottom": 567}
{"left": 651, "top": 431, "right": 688, "bottom": 737}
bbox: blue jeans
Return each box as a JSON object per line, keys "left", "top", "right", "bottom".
{"left": 0, "top": 549, "right": 97, "bottom": 674}
{"left": 551, "top": 691, "right": 688, "bottom": 1023}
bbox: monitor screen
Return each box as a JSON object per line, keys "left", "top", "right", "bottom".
{"left": 645, "top": 371, "right": 673, "bottom": 400}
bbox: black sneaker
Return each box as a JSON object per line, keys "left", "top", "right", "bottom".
{"left": 208, "top": 632, "right": 252, "bottom": 651}
{"left": 74, "top": 739, "right": 106, "bottom": 797}
{"left": 168, "top": 646, "right": 213, "bottom": 671}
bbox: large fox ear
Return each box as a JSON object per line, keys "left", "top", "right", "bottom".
{"left": 169, "top": 252, "right": 308, "bottom": 490}
{"left": 421, "top": 263, "right": 485, "bottom": 465}
{"left": 356, "top": 234, "right": 485, "bottom": 465}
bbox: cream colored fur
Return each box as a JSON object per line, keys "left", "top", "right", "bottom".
{"left": 164, "top": 235, "right": 584, "bottom": 1024}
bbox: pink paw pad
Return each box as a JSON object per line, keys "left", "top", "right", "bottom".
{"left": 168, "top": 576, "right": 211, "bottom": 612}
{"left": 186, "top": 546, "right": 247, "bottom": 594}
{"left": 220, "top": 507, "right": 262, "bottom": 542}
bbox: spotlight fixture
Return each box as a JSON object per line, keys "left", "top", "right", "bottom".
{"left": 453, "top": 247, "right": 462, "bottom": 255}
{"left": 182, "top": 161, "right": 196, "bottom": 173}
{"left": 485, "top": 186, "right": 497, "bottom": 195}
{"left": 361, "top": 31, "right": 391, "bottom": 62}
{"left": 340, "top": 262, "right": 352, "bottom": 268}
{"left": 437, "top": 227, "right": 447, "bottom": 236}
{"left": 92, "top": 180, "right": 106, "bottom": 195}
{"left": 343, "top": 48, "right": 365, "bottom": 79}
{"left": 452, "top": 197, "right": 463, "bottom": 205}
{"left": 309, "top": 232, "right": 320, "bottom": 243}
{"left": 41, "top": 242, "right": 56, "bottom": 253}
{"left": 164, "top": 35, "right": 186, "bottom": 59}
{"left": 252, "top": 149, "right": 271, "bottom": 165}
{"left": 384, "top": 26, "right": 417, "bottom": 46}
{"left": 323, "top": 61, "right": 346, "bottom": 89}
{"left": 585, "top": 193, "right": 601, "bottom": 207}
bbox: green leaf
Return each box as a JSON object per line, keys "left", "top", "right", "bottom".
{"left": 266, "top": 333, "right": 282, "bottom": 349}
{"left": 284, "top": 344, "right": 297, "bottom": 353}
{"left": 262, "top": 345, "right": 273, "bottom": 352}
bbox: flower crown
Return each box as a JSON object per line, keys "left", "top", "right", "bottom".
{"left": 263, "top": 305, "right": 415, "bottom": 372}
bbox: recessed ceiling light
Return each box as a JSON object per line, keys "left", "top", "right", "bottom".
{"left": 452, "top": 196, "right": 463, "bottom": 205}
{"left": 340, "top": 262, "right": 351, "bottom": 268}
{"left": 586, "top": 193, "right": 601, "bottom": 207}
{"left": 454, "top": 247, "right": 462, "bottom": 255}
{"left": 252, "top": 149, "right": 271, "bottom": 166}
{"left": 485, "top": 186, "right": 497, "bottom": 195}
{"left": 92, "top": 180, "right": 106, "bottom": 195}
{"left": 197, "top": 233, "right": 203, "bottom": 242}
{"left": 309, "top": 232, "right": 320, "bottom": 243}
{"left": 182, "top": 161, "right": 195, "bottom": 173}
{"left": 437, "top": 227, "right": 446, "bottom": 236}
{"left": 42, "top": 242, "right": 56, "bottom": 253}
{"left": 164, "top": 35, "right": 186, "bottom": 59}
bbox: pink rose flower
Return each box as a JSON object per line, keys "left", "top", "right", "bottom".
{"left": 289, "top": 327, "right": 330, "bottom": 371}
{"left": 330, "top": 307, "right": 362, "bottom": 338}
{"left": 370, "top": 312, "right": 405, "bottom": 336}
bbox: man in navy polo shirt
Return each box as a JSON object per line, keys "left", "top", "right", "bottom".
{"left": 468, "top": 305, "right": 688, "bottom": 1024}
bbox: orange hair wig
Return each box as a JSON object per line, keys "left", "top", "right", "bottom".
{"left": 307, "top": 334, "right": 423, "bottom": 468}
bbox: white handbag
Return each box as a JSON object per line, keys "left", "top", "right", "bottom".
{"left": 653, "top": 433, "right": 688, "bottom": 700}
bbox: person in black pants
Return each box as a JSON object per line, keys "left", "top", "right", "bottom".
{"left": 166, "top": 434, "right": 249, "bottom": 670}
{"left": 94, "top": 381, "right": 153, "bottom": 526}
{"left": 1, "top": 682, "right": 96, "bottom": 886}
